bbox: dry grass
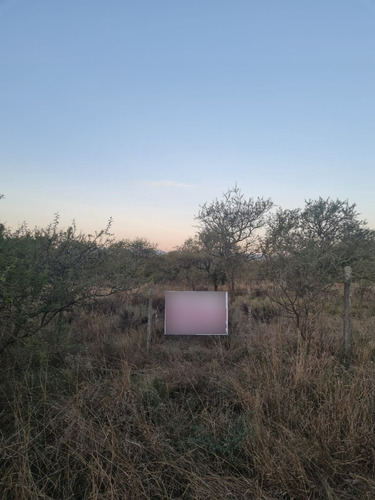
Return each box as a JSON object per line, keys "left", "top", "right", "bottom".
{"left": 0, "top": 287, "right": 374, "bottom": 499}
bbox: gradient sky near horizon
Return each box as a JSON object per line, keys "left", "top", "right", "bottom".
{"left": 1, "top": 0, "right": 375, "bottom": 250}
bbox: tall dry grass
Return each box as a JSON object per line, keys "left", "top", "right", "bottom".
{"left": 0, "top": 287, "right": 374, "bottom": 499}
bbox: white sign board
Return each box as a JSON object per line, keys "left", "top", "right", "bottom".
{"left": 165, "top": 291, "right": 228, "bottom": 336}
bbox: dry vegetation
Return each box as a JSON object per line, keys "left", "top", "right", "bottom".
{"left": 1, "top": 283, "right": 374, "bottom": 500}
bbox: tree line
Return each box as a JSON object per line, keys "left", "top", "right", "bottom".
{"left": 1, "top": 188, "right": 374, "bottom": 354}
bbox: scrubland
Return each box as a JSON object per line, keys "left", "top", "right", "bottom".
{"left": 1, "top": 283, "right": 374, "bottom": 500}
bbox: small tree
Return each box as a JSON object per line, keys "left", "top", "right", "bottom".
{"left": 196, "top": 186, "right": 273, "bottom": 298}
{"left": 196, "top": 231, "right": 226, "bottom": 290}
{"left": 165, "top": 240, "right": 206, "bottom": 290}
{"left": 170, "top": 236, "right": 226, "bottom": 291}
{"left": 264, "top": 197, "right": 374, "bottom": 349}
{"left": 107, "top": 237, "right": 159, "bottom": 284}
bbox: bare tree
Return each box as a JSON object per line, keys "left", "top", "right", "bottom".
{"left": 196, "top": 186, "right": 273, "bottom": 299}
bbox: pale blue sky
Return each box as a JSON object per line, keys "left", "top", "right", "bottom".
{"left": 1, "top": 0, "right": 374, "bottom": 249}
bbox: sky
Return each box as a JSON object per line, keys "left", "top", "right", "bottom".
{"left": 1, "top": 0, "right": 375, "bottom": 250}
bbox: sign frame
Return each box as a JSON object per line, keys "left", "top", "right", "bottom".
{"left": 164, "top": 291, "right": 228, "bottom": 336}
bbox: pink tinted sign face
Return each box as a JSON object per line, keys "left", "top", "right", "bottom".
{"left": 165, "top": 291, "right": 228, "bottom": 336}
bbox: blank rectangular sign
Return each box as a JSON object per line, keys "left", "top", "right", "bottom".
{"left": 165, "top": 291, "right": 228, "bottom": 336}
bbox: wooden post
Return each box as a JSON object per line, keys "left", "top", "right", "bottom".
{"left": 147, "top": 288, "right": 153, "bottom": 354}
{"left": 343, "top": 266, "right": 352, "bottom": 357}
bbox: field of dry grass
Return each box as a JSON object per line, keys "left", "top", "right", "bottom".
{"left": 1, "top": 285, "right": 374, "bottom": 499}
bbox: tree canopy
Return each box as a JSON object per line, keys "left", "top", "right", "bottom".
{"left": 195, "top": 185, "right": 273, "bottom": 297}
{"left": 263, "top": 197, "right": 375, "bottom": 342}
